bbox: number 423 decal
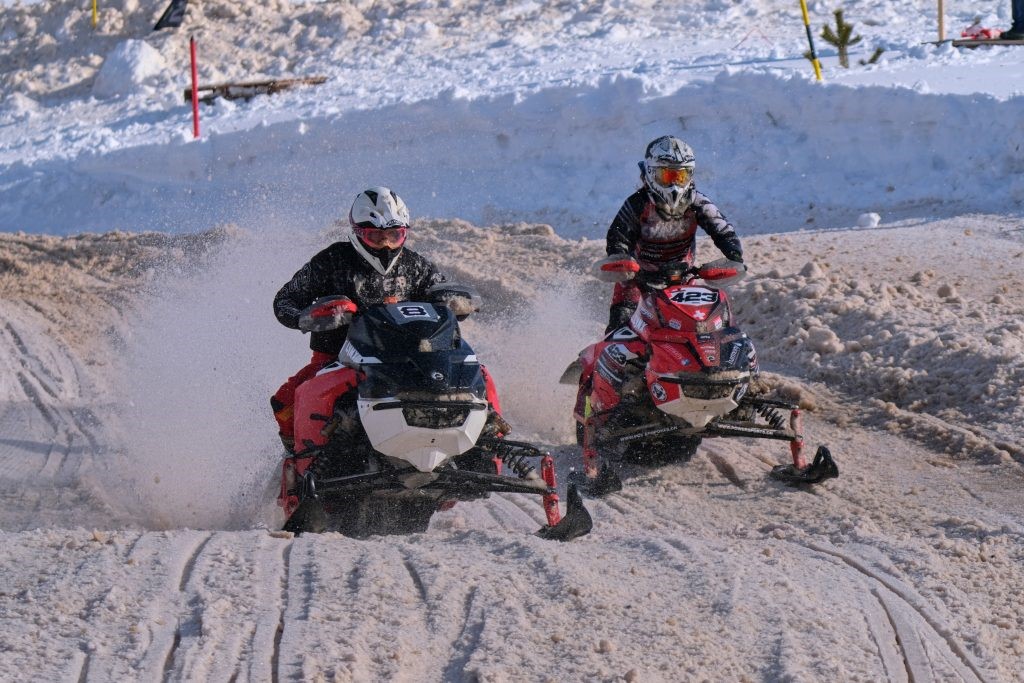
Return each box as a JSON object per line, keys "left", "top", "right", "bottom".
{"left": 668, "top": 287, "right": 718, "bottom": 305}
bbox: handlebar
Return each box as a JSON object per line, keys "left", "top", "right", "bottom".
{"left": 598, "top": 256, "right": 746, "bottom": 289}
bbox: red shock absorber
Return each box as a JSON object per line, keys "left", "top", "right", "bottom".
{"left": 540, "top": 455, "right": 562, "bottom": 527}
{"left": 790, "top": 408, "right": 807, "bottom": 469}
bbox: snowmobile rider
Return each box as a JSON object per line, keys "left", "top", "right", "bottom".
{"left": 603, "top": 135, "right": 744, "bottom": 333}
{"left": 270, "top": 186, "right": 504, "bottom": 454}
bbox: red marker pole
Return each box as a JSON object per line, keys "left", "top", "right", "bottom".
{"left": 189, "top": 36, "right": 200, "bottom": 138}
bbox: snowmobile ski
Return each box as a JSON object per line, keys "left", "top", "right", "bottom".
{"left": 769, "top": 445, "right": 839, "bottom": 485}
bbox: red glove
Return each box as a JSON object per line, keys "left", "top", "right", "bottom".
{"left": 298, "top": 297, "right": 357, "bottom": 332}
{"left": 595, "top": 254, "right": 640, "bottom": 282}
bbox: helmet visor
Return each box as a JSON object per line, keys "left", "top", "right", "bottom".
{"left": 652, "top": 166, "right": 692, "bottom": 187}
{"left": 355, "top": 225, "right": 407, "bottom": 249}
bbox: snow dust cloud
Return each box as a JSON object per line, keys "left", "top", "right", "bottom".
{"left": 108, "top": 228, "right": 312, "bottom": 529}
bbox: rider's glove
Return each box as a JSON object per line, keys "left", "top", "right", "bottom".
{"left": 595, "top": 254, "right": 641, "bottom": 282}
{"left": 298, "top": 296, "right": 357, "bottom": 333}
{"left": 723, "top": 250, "right": 744, "bottom": 264}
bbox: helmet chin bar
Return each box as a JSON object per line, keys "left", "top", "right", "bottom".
{"left": 647, "top": 182, "right": 694, "bottom": 218}
{"left": 351, "top": 234, "right": 402, "bottom": 275}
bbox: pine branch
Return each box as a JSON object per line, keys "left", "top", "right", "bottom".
{"left": 820, "top": 9, "right": 863, "bottom": 68}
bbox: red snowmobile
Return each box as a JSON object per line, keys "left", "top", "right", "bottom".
{"left": 278, "top": 285, "right": 592, "bottom": 540}
{"left": 562, "top": 257, "right": 838, "bottom": 495}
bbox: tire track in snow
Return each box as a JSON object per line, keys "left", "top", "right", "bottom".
{"left": 178, "top": 533, "right": 216, "bottom": 592}
{"left": 616, "top": 465, "right": 989, "bottom": 682}
{"left": 128, "top": 532, "right": 214, "bottom": 681}
{"left": 492, "top": 492, "right": 547, "bottom": 529}
{"left": 273, "top": 537, "right": 316, "bottom": 682}
{"left": 869, "top": 587, "right": 913, "bottom": 683}
{"left": 803, "top": 540, "right": 988, "bottom": 683}
{"left": 271, "top": 539, "right": 293, "bottom": 683}
{"left": 161, "top": 532, "right": 216, "bottom": 681}
{"left": 440, "top": 586, "right": 484, "bottom": 683}
{"left": 402, "top": 552, "right": 430, "bottom": 607}
{"left": 163, "top": 533, "right": 293, "bottom": 682}
{"left": 706, "top": 451, "right": 748, "bottom": 489}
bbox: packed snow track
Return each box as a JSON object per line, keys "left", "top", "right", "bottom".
{"left": 1, "top": 221, "right": 1023, "bottom": 681}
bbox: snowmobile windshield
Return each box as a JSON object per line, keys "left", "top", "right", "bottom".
{"left": 347, "top": 303, "right": 460, "bottom": 361}
{"left": 347, "top": 303, "right": 486, "bottom": 399}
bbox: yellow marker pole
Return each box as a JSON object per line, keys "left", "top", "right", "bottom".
{"left": 91, "top": 0, "right": 98, "bottom": 28}
{"left": 937, "top": 0, "right": 945, "bottom": 41}
{"left": 798, "top": 0, "right": 823, "bottom": 81}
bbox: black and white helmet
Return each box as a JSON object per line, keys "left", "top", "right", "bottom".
{"left": 348, "top": 187, "right": 411, "bottom": 275}
{"left": 640, "top": 136, "right": 696, "bottom": 219}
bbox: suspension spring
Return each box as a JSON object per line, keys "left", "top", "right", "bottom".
{"left": 757, "top": 404, "right": 787, "bottom": 430}
{"left": 499, "top": 446, "right": 536, "bottom": 479}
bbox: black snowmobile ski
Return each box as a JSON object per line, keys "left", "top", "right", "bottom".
{"left": 769, "top": 445, "right": 839, "bottom": 485}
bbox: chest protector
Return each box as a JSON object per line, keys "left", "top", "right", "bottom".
{"left": 635, "top": 203, "right": 698, "bottom": 267}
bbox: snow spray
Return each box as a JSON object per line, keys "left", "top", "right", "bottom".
{"left": 111, "top": 229, "right": 311, "bottom": 530}
{"left": 460, "top": 280, "right": 601, "bottom": 447}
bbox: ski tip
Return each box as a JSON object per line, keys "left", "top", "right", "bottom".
{"left": 536, "top": 484, "right": 593, "bottom": 541}
{"left": 769, "top": 445, "right": 838, "bottom": 486}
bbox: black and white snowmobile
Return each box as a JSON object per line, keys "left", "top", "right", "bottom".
{"left": 277, "top": 285, "right": 592, "bottom": 541}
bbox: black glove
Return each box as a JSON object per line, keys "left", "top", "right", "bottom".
{"left": 724, "top": 251, "right": 744, "bottom": 264}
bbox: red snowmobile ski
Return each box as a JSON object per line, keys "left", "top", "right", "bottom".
{"left": 278, "top": 285, "right": 592, "bottom": 540}
{"left": 562, "top": 257, "right": 838, "bottom": 495}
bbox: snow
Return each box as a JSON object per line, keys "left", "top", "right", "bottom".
{"left": 91, "top": 39, "right": 167, "bottom": 99}
{"left": 2, "top": 0, "right": 1024, "bottom": 680}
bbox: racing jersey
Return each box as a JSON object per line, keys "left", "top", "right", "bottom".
{"left": 605, "top": 188, "right": 742, "bottom": 267}
{"left": 274, "top": 240, "right": 446, "bottom": 353}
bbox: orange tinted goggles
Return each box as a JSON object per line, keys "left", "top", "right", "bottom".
{"left": 355, "top": 225, "right": 407, "bottom": 248}
{"left": 653, "top": 166, "right": 692, "bottom": 186}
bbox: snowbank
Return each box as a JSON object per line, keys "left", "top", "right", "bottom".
{"left": 91, "top": 40, "right": 167, "bottom": 99}
{"left": 2, "top": 0, "right": 1023, "bottom": 236}
{"left": 2, "top": 71, "right": 1023, "bottom": 237}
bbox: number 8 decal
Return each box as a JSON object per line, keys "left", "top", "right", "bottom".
{"left": 399, "top": 305, "right": 429, "bottom": 317}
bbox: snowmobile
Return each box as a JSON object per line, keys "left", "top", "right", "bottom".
{"left": 561, "top": 256, "right": 838, "bottom": 496}
{"left": 277, "top": 285, "right": 592, "bottom": 541}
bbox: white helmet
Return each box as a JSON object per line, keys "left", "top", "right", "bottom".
{"left": 348, "top": 187, "right": 411, "bottom": 274}
{"left": 640, "top": 136, "right": 696, "bottom": 219}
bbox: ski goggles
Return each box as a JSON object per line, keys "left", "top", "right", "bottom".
{"left": 354, "top": 225, "right": 408, "bottom": 248}
{"left": 652, "top": 166, "right": 692, "bottom": 187}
